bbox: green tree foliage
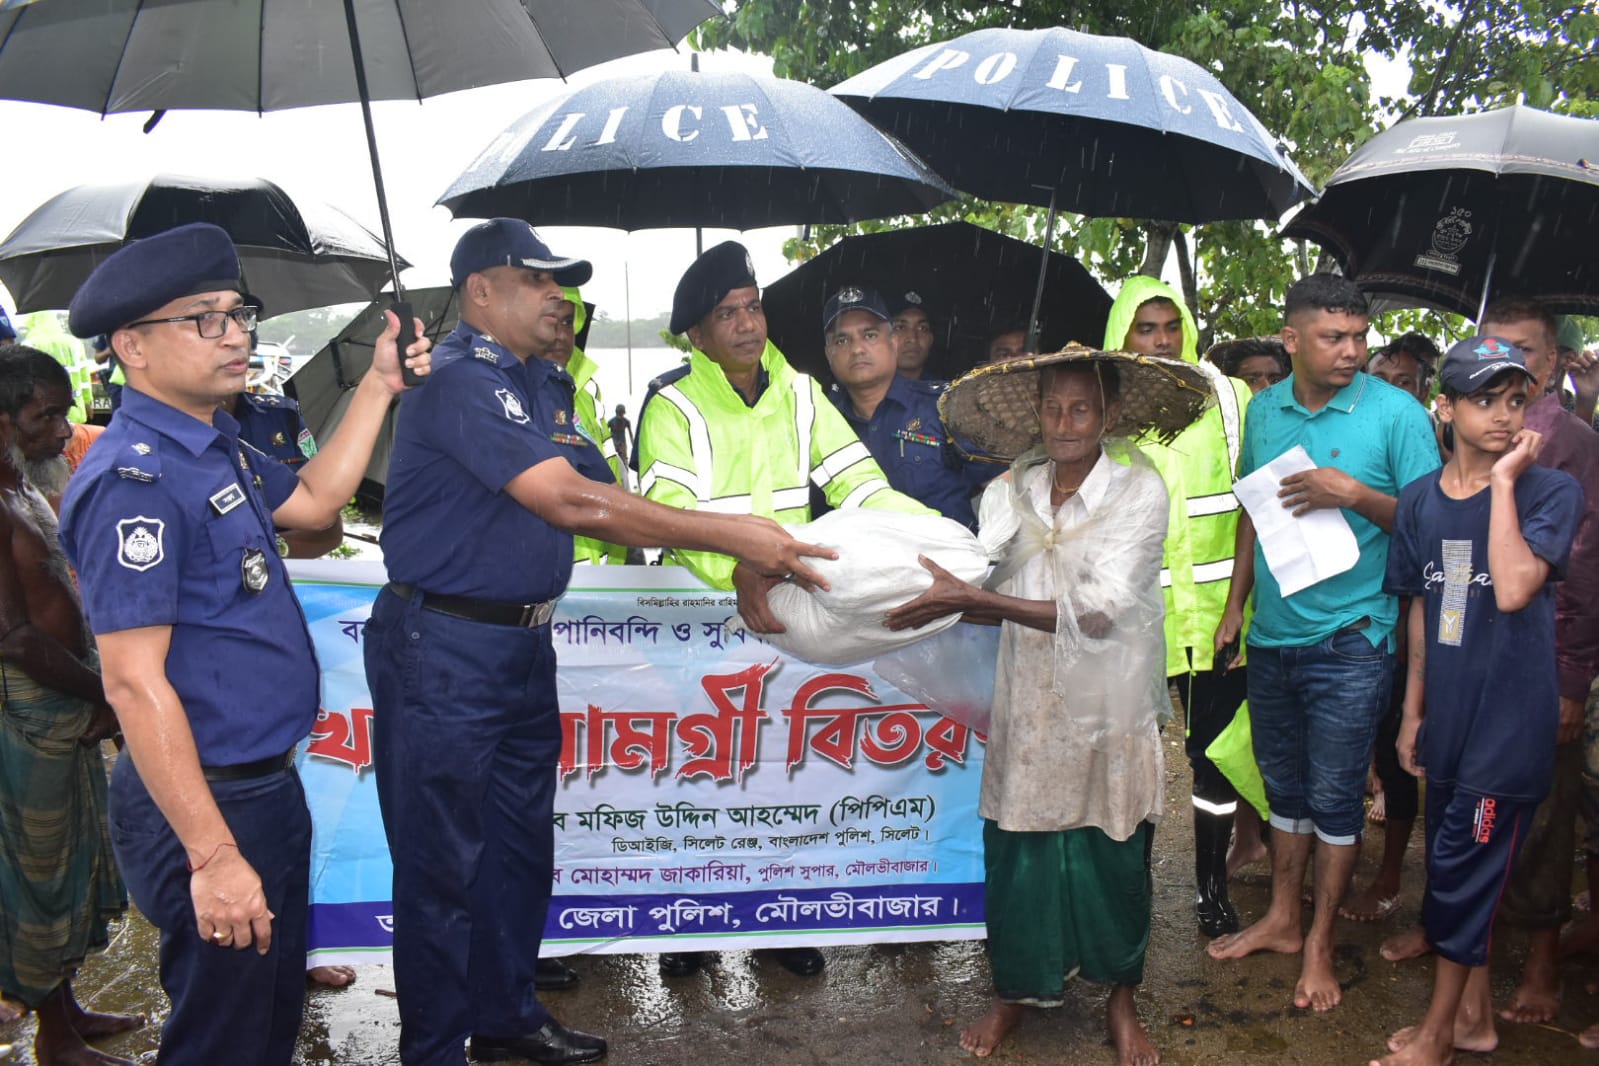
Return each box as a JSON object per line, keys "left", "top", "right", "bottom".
{"left": 696, "top": 1, "right": 1594, "bottom": 345}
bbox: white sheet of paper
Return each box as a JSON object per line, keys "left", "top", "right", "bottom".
{"left": 1233, "top": 445, "right": 1360, "bottom": 596}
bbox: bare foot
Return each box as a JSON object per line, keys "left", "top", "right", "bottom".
{"left": 1498, "top": 971, "right": 1559, "bottom": 1024}
{"left": 1380, "top": 926, "right": 1432, "bottom": 963}
{"left": 307, "top": 965, "right": 357, "bottom": 988}
{"left": 1368, "top": 790, "right": 1388, "bottom": 825}
{"left": 959, "top": 1000, "right": 1025, "bottom": 1058}
{"left": 1580, "top": 1021, "right": 1599, "bottom": 1049}
{"left": 0, "top": 996, "right": 21, "bottom": 1024}
{"left": 1227, "top": 834, "right": 1269, "bottom": 880}
{"left": 1207, "top": 917, "right": 1303, "bottom": 960}
{"left": 1561, "top": 914, "right": 1599, "bottom": 960}
{"left": 67, "top": 1010, "right": 144, "bottom": 1042}
{"left": 33, "top": 1038, "right": 136, "bottom": 1066}
{"left": 1340, "top": 880, "right": 1402, "bottom": 923}
{"left": 1107, "top": 986, "right": 1159, "bottom": 1066}
{"left": 1293, "top": 944, "right": 1342, "bottom": 1011}
{"left": 1373, "top": 1023, "right": 1453, "bottom": 1065}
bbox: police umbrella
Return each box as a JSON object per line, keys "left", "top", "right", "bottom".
{"left": 1282, "top": 104, "right": 1599, "bottom": 319}
{"left": 0, "top": 174, "right": 406, "bottom": 317}
{"left": 761, "top": 221, "right": 1113, "bottom": 382}
{"left": 437, "top": 68, "right": 955, "bottom": 228}
{"left": 830, "top": 26, "right": 1314, "bottom": 343}
{"left": 0, "top": 0, "right": 722, "bottom": 378}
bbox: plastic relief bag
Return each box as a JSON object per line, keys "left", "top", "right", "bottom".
{"left": 752, "top": 509, "right": 992, "bottom": 666}
{"left": 873, "top": 622, "right": 1000, "bottom": 734}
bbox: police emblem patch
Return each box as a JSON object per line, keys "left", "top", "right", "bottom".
{"left": 904, "top": 290, "right": 923, "bottom": 305}
{"left": 297, "top": 428, "right": 318, "bottom": 459}
{"left": 555, "top": 409, "right": 567, "bottom": 426}
{"left": 839, "top": 286, "right": 864, "bottom": 303}
{"left": 132, "top": 442, "right": 152, "bottom": 456}
{"left": 272, "top": 431, "right": 287, "bottom": 445}
{"left": 496, "top": 388, "right": 531, "bottom": 424}
{"left": 240, "top": 547, "right": 270, "bottom": 593}
{"left": 906, "top": 417, "right": 921, "bottom": 431}
{"left": 474, "top": 345, "right": 499, "bottom": 363}
{"left": 116, "top": 517, "right": 165, "bottom": 572}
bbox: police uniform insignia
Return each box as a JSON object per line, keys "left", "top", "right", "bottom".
{"left": 554, "top": 409, "right": 567, "bottom": 426}
{"left": 209, "top": 484, "right": 246, "bottom": 515}
{"left": 904, "top": 290, "right": 924, "bottom": 306}
{"left": 297, "top": 428, "right": 318, "bottom": 459}
{"left": 115, "top": 466, "right": 157, "bottom": 483}
{"left": 839, "top": 286, "right": 863, "bottom": 303}
{"left": 116, "top": 517, "right": 165, "bottom": 572}
{"left": 744, "top": 251, "right": 756, "bottom": 277}
{"left": 238, "top": 450, "right": 250, "bottom": 471}
{"left": 240, "top": 547, "right": 270, "bottom": 593}
{"left": 272, "top": 431, "right": 287, "bottom": 445}
{"left": 474, "top": 345, "right": 498, "bottom": 363}
{"left": 132, "top": 442, "right": 152, "bottom": 456}
{"left": 906, "top": 418, "right": 921, "bottom": 431}
{"left": 496, "top": 388, "right": 531, "bottom": 424}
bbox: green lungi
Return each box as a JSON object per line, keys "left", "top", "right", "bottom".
{"left": 984, "top": 819, "right": 1153, "bottom": 1005}
{"left": 0, "top": 666, "right": 125, "bottom": 1007}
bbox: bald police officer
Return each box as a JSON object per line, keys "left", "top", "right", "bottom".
{"left": 58, "top": 222, "right": 432, "bottom": 1066}
{"left": 368, "top": 219, "right": 831, "bottom": 1066}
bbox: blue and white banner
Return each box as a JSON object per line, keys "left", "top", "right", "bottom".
{"left": 288, "top": 562, "right": 989, "bottom": 967}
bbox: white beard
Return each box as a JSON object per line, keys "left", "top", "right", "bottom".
{"left": 7, "top": 443, "right": 70, "bottom": 498}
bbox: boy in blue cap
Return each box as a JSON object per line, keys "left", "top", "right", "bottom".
{"left": 1372, "top": 336, "right": 1583, "bottom": 1066}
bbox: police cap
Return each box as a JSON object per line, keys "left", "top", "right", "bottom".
{"left": 670, "top": 240, "right": 758, "bottom": 336}
{"left": 0, "top": 303, "right": 16, "bottom": 342}
{"left": 68, "top": 222, "right": 243, "bottom": 339}
{"left": 822, "top": 286, "right": 890, "bottom": 335}
{"left": 886, "top": 289, "right": 932, "bottom": 318}
{"left": 450, "top": 218, "right": 592, "bottom": 289}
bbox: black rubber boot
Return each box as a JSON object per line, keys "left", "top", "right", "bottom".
{"left": 1194, "top": 805, "right": 1240, "bottom": 937}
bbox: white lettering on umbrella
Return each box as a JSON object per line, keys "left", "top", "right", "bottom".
{"left": 595, "top": 107, "right": 629, "bottom": 146}
{"left": 543, "top": 112, "right": 585, "bottom": 151}
{"left": 1160, "top": 75, "right": 1193, "bottom": 114}
{"left": 721, "top": 104, "right": 769, "bottom": 141}
{"left": 973, "top": 52, "right": 1016, "bottom": 85}
{"left": 1046, "top": 55, "right": 1083, "bottom": 93}
{"left": 913, "top": 49, "right": 969, "bottom": 80}
{"left": 1106, "top": 63, "right": 1130, "bottom": 100}
{"left": 1197, "top": 89, "right": 1244, "bottom": 132}
{"left": 663, "top": 104, "right": 703, "bottom": 142}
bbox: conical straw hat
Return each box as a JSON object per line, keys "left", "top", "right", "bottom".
{"left": 939, "top": 343, "right": 1214, "bottom": 460}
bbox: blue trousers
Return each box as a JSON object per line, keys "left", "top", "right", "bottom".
{"left": 107, "top": 758, "right": 310, "bottom": 1066}
{"left": 366, "top": 587, "right": 562, "bottom": 1066}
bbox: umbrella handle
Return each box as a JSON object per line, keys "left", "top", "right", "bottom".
{"left": 392, "top": 300, "right": 423, "bottom": 387}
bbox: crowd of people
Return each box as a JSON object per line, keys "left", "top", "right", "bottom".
{"left": 0, "top": 216, "right": 1595, "bottom": 1066}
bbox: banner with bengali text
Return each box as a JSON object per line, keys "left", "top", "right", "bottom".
{"left": 288, "top": 561, "right": 990, "bottom": 967}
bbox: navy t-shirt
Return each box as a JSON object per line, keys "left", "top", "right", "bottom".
{"left": 1384, "top": 465, "right": 1583, "bottom": 800}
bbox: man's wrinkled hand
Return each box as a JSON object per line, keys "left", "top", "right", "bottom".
{"left": 884, "top": 556, "right": 976, "bottom": 631}
{"left": 1564, "top": 347, "right": 1599, "bottom": 398}
{"left": 733, "top": 562, "right": 787, "bottom": 634}
{"left": 369, "top": 310, "right": 432, "bottom": 394}
{"left": 78, "top": 704, "right": 120, "bottom": 746}
{"left": 1278, "top": 466, "right": 1359, "bottom": 516}
{"left": 1559, "top": 696, "right": 1584, "bottom": 744}
{"left": 192, "top": 848, "right": 274, "bottom": 955}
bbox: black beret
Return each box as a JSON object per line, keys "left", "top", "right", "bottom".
{"left": 69, "top": 222, "right": 243, "bottom": 338}
{"left": 669, "top": 240, "right": 758, "bottom": 336}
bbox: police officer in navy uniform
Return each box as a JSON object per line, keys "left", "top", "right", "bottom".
{"left": 57, "top": 222, "right": 431, "bottom": 1066}
{"left": 820, "top": 286, "right": 977, "bottom": 530}
{"left": 367, "top": 218, "right": 831, "bottom": 1066}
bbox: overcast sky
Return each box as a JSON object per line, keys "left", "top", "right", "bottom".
{"left": 0, "top": 47, "right": 797, "bottom": 323}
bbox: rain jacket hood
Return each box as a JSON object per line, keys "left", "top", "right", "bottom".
{"left": 1102, "top": 276, "right": 1199, "bottom": 365}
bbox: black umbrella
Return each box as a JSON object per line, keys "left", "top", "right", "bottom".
{"left": 1282, "top": 104, "right": 1599, "bottom": 319}
{"left": 0, "top": 174, "right": 406, "bottom": 317}
{"left": 438, "top": 68, "right": 954, "bottom": 228}
{"left": 762, "top": 221, "right": 1113, "bottom": 381}
{"left": 830, "top": 26, "right": 1313, "bottom": 344}
{"left": 0, "top": 0, "right": 721, "bottom": 379}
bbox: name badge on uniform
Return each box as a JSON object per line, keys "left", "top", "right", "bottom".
{"left": 209, "top": 484, "right": 246, "bottom": 515}
{"left": 241, "top": 548, "right": 270, "bottom": 593}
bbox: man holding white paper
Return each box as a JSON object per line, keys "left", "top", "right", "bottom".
{"left": 1207, "top": 276, "right": 1440, "bottom": 1013}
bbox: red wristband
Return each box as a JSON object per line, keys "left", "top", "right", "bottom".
{"left": 186, "top": 842, "right": 238, "bottom": 873}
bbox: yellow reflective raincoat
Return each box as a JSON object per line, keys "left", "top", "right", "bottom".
{"left": 1104, "top": 277, "right": 1251, "bottom": 675}
{"left": 19, "top": 311, "right": 92, "bottom": 424}
{"left": 561, "top": 288, "right": 626, "bottom": 565}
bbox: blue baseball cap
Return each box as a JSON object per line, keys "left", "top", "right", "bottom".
{"left": 822, "top": 286, "right": 890, "bottom": 335}
{"left": 69, "top": 222, "right": 243, "bottom": 338}
{"left": 1439, "top": 334, "right": 1538, "bottom": 393}
{"left": 0, "top": 303, "right": 16, "bottom": 342}
{"left": 449, "top": 218, "right": 592, "bottom": 290}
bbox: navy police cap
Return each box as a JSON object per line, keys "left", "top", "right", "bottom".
{"left": 69, "top": 222, "right": 243, "bottom": 339}
{"left": 670, "top": 240, "right": 758, "bottom": 336}
{"left": 1438, "top": 334, "right": 1538, "bottom": 394}
{"left": 822, "top": 286, "right": 890, "bottom": 335}
{"left": 0, "top": 303, "right": 16, "bottom": 342}
{"left": 450, "top": 218, "right": 592, "bottom": 290}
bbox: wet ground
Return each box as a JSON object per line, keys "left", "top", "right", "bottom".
{"left": 4, "top": 729, "right": 1596, "bottom": 1064}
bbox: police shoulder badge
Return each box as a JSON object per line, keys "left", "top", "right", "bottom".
{"left": 116, "top": 517, "right": 166, "bottom": 572}
{"left": 495, "top": 388, "right": 531, "bottom": 425}
{"left": 240, "top": 547, "right": 270, "bottom": 593}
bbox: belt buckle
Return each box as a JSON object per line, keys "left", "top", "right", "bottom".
{"left": 519, "top": 600, "right": 553, "bottom": 627}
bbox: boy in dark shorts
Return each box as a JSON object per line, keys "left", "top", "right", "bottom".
{"left": 1373, "top": 336, "right": 1583, "bottom": 1066}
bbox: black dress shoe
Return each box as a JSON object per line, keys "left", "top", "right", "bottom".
{"left": 657, "top": 951, "right": 705, "bottom": 977}
{"left": 534, "top": 957, "right": 579, "bottom": 991}
{"left": 769, "top": 947, "right": 825, "bottom": 976}
{"left": 469, "top": 1019, "right": 607, "bottom": 1064}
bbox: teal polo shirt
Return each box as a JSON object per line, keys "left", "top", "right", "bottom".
{"left": 1240, "top": 371, "right": 1441, "bottom": 650}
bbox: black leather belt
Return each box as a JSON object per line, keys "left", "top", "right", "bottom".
{"left": 201, "top": 749, "right": 295, "bottom": 782}
{"left": 387, "top": 582, "right": 556, "bottom": 628}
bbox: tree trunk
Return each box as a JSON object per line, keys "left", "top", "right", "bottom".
{"left": 1140, "top": 221, "right": 1175, "bottom": 277}
{"left": 1175, "top": 228, "right": 1205, "bottom": 350}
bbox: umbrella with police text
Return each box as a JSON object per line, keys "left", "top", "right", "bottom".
{"left": 437, "top": 69, "right": 955, "bottom": 228}
{"left": 830, "top": 26, "right": 1314, "bottom": 342}
{"left": 1282, "top": 105, "right": 1599, "bottom": 319}
{"left": 0, "top": 0, "right": 722, "bottom": 379}
{"left": 0, "top": 174, "right": 406, "bottom": 317}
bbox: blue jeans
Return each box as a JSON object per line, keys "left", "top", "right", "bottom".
{"left": 1247, "top": 630, "right": 1392, "bottom": 845}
